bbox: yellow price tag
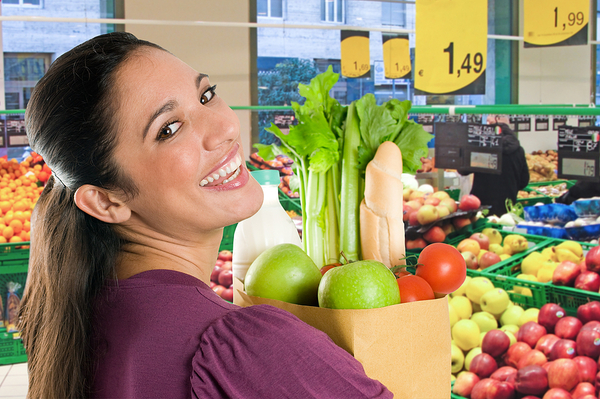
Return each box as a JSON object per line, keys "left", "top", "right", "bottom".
{"left": 341, "top": 31, "right": 370, "bottom": 78}
{"left": 382, "top": 33, "right": 411, "bottom": 79}
{"left": 524, "top": 0, "right": 589, "bottom": 47}
{"left": 415, "top": 0, "right": 487, "bottom": 95}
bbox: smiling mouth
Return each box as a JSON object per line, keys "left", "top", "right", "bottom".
{"left": 200, "top": 154, "right": 243, "bottom": 187}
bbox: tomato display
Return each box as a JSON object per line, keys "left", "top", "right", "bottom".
{"left": 415, "top": 243, "right": 467, "bottom": 294}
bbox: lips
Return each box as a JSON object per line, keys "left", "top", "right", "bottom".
{"left": 200, "top": 146, "right": 243, "bottom": 188}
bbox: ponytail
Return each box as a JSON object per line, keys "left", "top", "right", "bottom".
{"left": 20, "top": 175, "right": 123, "bottom": 398}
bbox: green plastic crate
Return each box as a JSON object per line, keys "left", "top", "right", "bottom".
{"left": 219, "top": 224, "right": 237, "bottom": 252}
{"left": 444, "top": 188, "right": 460, "bottom": 201}
{"left": 0, "top": 328, "right": 26, "bottom": 365}
{"left": 517, "top": 187, "right": 554, "bottom": 207}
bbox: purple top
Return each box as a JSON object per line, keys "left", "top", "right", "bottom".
{"left": 90, "top": 269, "right": 392, "bottom": 399}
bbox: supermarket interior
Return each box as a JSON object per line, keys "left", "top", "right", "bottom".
{"left": 4, "top": 0, "right": 600, "bottom": 398}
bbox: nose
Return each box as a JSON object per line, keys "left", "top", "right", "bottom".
{"left": 192, "top": 103, "right": 239, "bottom": 151}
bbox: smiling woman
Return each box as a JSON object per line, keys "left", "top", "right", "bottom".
{"left": 19, "top": 32, "right": 393, "bottom": 399}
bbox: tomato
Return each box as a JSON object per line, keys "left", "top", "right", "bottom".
{"left": 396, "top": 274, "right": 435, "bottom": 303}
{"left": 320, "top": 263, "right": 342, "bottom": 275}
{"left": 415, "top": 243, "right": 467, "bottom": 294}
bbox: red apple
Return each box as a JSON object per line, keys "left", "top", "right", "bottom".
{"left": 423, "top": 226, "right": 446, "bottom": 243}
{"left": 409, "top": 211, "right": 420, "bottom": 226}
{"left": 215, "top": 258, "right": 224, "bottom": 267}
{"left": 483, "top": 330, "right": 512, "bottom": 359}
{"left": 548, "top": 358, "right": 581, "bottom": 392}
{"left": 515, "top": 365, "right": 549, "bottom": 396}
{"left": 582, "top": 321, "right": 600, "bottom": 334}
{"left": 505, "top": 342, "right": 533, "bottom": 369}
{"left": 539, "top": 303, "right": 567, "bottom": 333}
{"left": 518, "top": 349, "right": 548, "bottom": 369}
{"left": 453, "top": 371, "right": 481, "bottom": 398}
{"left": 218, "top": 250, "right": 232, "bottom": 261}
{"left": 470, "top": 233, "right": 491, "bottom": 250}
{"left": 453, "top": 216, "right": 472, "bottom": 230}
{"left": 440, "top": 197, "right": 458, "bottom": 213}
{"left": 518, "top": 322, "right": 548, "bottom": 349}
{"left": 549, "top": 339, "right": 578, "bottom": 360}
{"left": 491, "top": 366, "right": 518, "bottom": 383}
{"left": 405, "top": 200, "right": 423, "bottom": 212}
{"left": 488, "top": 380, "right": 516, "bottom": 399}
{"left": 320, "top": 262, "right": 342, "bottom": 275}
{"left": 535, "top": 334, "right": 561, "bottom": 358}
{"left": 555, "top": 317, "right": 583, "bottom": 340}
{"left": 402, "top": 204, "right": 413, "bottom": 222}
{"left": 577, "top": 302, "right": 600, "bottom": 325}
{"left": 424, "top": 196, "right": 440, "bottom": 206}
{"left": 221, "top": 287, "right": 233, "bottom": 302}
{"left": 479, "top": 251, "right": 503, "bottom": 270}
{"left": 573, "top": 356, "right": 597, "bottom": 384}
{"left": 574, "top": 271, "right": 600, "bottom": 292}
{"left": 585, "top": 246, "right": 600, "bottom": 274}
{"left": 570, "top": 382, "right": 595, "bottom": 399}
{"left": 471, "top": 378, "right": 499, "bottom": 399}
{"left": 576, "top": 328, "right": 600, "bottom": 360}
{"left": 542, "top": 388, "right": 574, "bottom": 399}
{"left": 459, "top": 194, "right": 482, "bottom": 211}
{"left": 553, "top": 261, "right": 582, "bottom": 286}
{"left": 594, "top": 370, "right": 600, "bottom": 394}
{"left": 406, "top": 238, "right": 428, "bottom": 250}
{"left": 471, "top": 353, "right": 499, "bottom": 378}
{"left": 221, "top": 260, "right": 232, "bottom": 271}
{"left": 210, "top": 266, "right": 222, "bottom": 283}
{"left": 462, "top": 251, "right": 479, "bottom": 270}
{"left": 209, "top": 281, "right": 216, "bottom": 289}
{"left": 218, "top": 269, "right": 233, "bottom": 287}
{"left": 212, "top": 284, "right": 225, "bottom": 297}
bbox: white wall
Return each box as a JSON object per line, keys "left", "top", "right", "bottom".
{"left": 517, "top": 0, "right": 593, "bottom": 153}
{"left": 123, "top": 0, "right": 253, "bottom": 159}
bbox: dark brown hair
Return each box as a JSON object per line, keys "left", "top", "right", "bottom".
{"left": 20, "top": 32, "right": 163, "bottom": 399}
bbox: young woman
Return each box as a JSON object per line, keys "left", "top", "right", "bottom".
{"left": 20, "top": 32, "right": 392, "bottom": 399}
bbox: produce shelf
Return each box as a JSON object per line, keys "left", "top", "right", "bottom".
{"left": 0, "top": 329, "right": 25, "bottom": 365}
{"left": 0, "top": 249, "right": 28, "bottom": 365}
{"left": 516, "top": 187, "right": 553, "bottom": 207}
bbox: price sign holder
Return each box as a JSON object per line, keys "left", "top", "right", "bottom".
{"left": 6, "top": 116, "right": 27, "bottom": 148}
{"left": 535, "top": 116, "right": 550, "bottom": 131}
{"left": 434, "top": 122, "right": 503, "bottom": 175}
{"left": 415, "top": 0, "right": 487, "bottom": 95}
{"left": 578, "top": 115, "right": 596, "bottom": 128}
{"left": 524, "top": 0, "right": 589, "bottom": 48}
{"left": 341, "top": 31, "right": 370, "bottom": 78}
{"left": 418, "top": 114, "right": 435, "bottom": 134}
{"left": 382, "top": 33, "right": 411, "bottom": 79}
{"left": 553, "top": 116, "right": 568, "bottom": 131}
{"left": 557, "top": 126, "right": 600, "bottom": 181}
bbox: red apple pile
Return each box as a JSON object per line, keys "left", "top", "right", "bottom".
{"left": 211, "top": 250, "right": 234, "bottom": 302}
{"left": 453, "top": 300, "right": 600, "bottom": 399}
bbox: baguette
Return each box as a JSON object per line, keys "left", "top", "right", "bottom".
{"left": 360, "top": 141, "right": 406, "bottom": 268}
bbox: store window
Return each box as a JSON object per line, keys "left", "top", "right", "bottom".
{"left": 4, "top": 53, "right": 50, "bottom": 109}
{"left": 2, "top": 0, "right": 42, "bottom": 6}
{"left": 381, "top": 2, "right": 406, "bottom": 27}
{"left": 321, "top": 0, "right": 344, "bottom": 23}
{"left": 258, "top": 0, "right": 283, "bottom": 18}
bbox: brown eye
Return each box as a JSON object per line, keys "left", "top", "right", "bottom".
{"left": 157, "top": 121, "right": 182, "bottom": 141}
{"left": 201, "top": 85, "right": 217, "bottom": 105}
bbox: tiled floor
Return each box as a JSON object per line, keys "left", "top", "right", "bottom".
{"left": 0, "top": 363, "right": 28, "bottom": 398}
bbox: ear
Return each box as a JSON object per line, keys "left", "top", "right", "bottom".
{"left": 74, "top": 184, "right": 131, "bottom": 224}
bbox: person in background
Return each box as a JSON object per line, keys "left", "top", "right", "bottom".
{"left": 20, "top": 32, "right": 392, "bottom": 399}
{"left": 458, "top": 114, "right": 530, "bottom": 216}
{"left": 555, "top": 180, "right": 600, "bottom": 205}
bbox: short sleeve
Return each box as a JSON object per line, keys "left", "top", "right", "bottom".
{"left": 190, "top": 304, "right": 393, "bottom": 399}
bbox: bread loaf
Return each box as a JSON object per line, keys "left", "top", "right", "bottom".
{"left": 360, "top": 141, "right": 406, "bottom": 268}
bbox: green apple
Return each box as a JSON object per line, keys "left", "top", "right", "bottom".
{"left": 245, "top": 243, "right": 322, "bottom": 305}
{"left": 500, "top": 305, "right": 525, "bottom": 326}
{"left": 451, "top": 343, "right": 465, "bottom": 373}
{"left": 452, "top": 319, "right": 481, "bottom": 352}
{"left": 317, "top": 259, "right": 400, "bottom": 309}
{"left": 479, "top": 288, "right": 510, "bottom": 315}
{"left": 450, "top": 295, "right": 473, "bottom": 320}
{"left": 504, "top": 330, "right": 517, "bottom": 346}
{"left": 464, "top": 347, "right": 482, "bottom": 371}
{"left": 470, "top": 311, "right": 498, "bottom": 333}
{"left": 482, "top": 227, "right": 503, "bottom": 245}
{"left": 465, "top": 276, "right": 495, "bottom": 304}
{"left": 488, "top": 243, "right": 504, "bottom": 256}
{"left": 449, "top": 303, "right": 460, "bottom": 327}
{"left": 452, "top": 276, "right": 471, "bottom": 297}
{"left": 451, "top": 374, "right": 456, "bottom": 383}
{"left": 518, "top": 307, "right": 539, "bottom": 326}
{"left": 500, "top": 324, "right": 519, "bottom": 336}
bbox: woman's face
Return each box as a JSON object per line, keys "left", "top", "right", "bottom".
{"left": 111, "top": 47, "right": 263, "bottom": 241}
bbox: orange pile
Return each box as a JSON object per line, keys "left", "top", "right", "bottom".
{"left": 0, "top": 155, "right": 47, "bottom": 243}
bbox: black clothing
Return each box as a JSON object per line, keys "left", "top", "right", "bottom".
{"left": 458, "top": 123, "right": 529, "bottom": 216}
{"left": 556, "top": 181, "right": 600, "bottom": 205}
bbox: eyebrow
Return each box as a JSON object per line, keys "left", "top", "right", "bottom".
{"left": 142, "top": 73, "right": 209, "bottom": 141}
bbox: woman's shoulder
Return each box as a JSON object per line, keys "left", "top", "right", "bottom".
{"left": 191, "top": 304, "right": 393, "bottom": 399}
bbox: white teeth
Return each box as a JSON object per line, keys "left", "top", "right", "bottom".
{"left": 207, "top": 176, "right": 214, "bottom": 183}
{"left": 225, "top": 165, "right": 232, "bottom": 174}
{"left": 218, "top": 168, "right": 227, "bottom": 177}
{"left": 201, "top": 179, "right": 208, "bottom": 186}
{"left": 221, "top": 166, "right": 241, "bottom": 184}
{"left": 212, "top": 173, "right": 220, "bottom": 180}
{"left": 199, "top": 153, "right": 244, "bottom": 187}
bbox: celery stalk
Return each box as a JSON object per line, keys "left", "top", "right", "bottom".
{"left": 339, "top": 102, "right": 362, "bottom": 261}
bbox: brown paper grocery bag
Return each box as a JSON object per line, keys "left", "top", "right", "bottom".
{"left": 233, "top": 278, "right": 451, "bottom": 399}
